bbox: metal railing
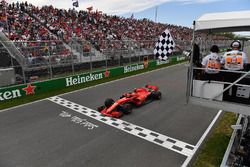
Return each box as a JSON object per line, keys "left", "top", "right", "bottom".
{"left": 0, "top": 38, "right": 191, "bottom": 87}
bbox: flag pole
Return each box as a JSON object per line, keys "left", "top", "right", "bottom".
{"left": 155, "top": 6, "right": 158, "bottom": 23}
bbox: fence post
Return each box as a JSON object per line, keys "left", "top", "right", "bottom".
{"left": 139, "top": 52, "right": 141, "bottom": 63}
{"left": 129, "top": 42, "right": 132, "bottom": 64}
{"left": 22, "top": 65, "right": 26, "bottom": 84}
{"left": 47, "top": 42, "right": 53, "bottom": 79}
{"left": 10, "top": 53, "right": 14, "bottom": 67}
{"left": 90, "top": 51, "right": 93, "bottom": 71}
{"left": 118, "top": 51, "right": 121, "bottom": 66}
{"left": 70, "top": 41, "right": 75, "bottom": 75}
{"left": 80, "top": 39, "right": 83, "bottom": 63}
{"left": 105, "top": 53, "right": 108, "bottom": 69}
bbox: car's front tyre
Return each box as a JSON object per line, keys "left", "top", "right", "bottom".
{"left": 105, "top": 98, "right": 115, "bottom": 108}
{"left": 121, "top": 103, "right": 132, "bottom": 114}
{"left": 151, "top": 91, "right": 162, "bottom": 100}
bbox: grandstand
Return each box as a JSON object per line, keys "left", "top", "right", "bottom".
{"left": 2, "top": 1, "right": 250, "bottom": 166}
{"left": 0, "top": 1, "right": 229, "bottom": 84}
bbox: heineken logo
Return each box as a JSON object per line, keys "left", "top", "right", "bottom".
{"left": 104, "top": 70, "right": 110, "bottom": 78}
{"left": 22, "top": 84, "right": 36, "bottom": 95}
{"left": 0, "top": 84, "right": 36, "bottom": 101}
{"left": 66, "top": 72, "right": 104, "bottom": 87}
{"left": 177, "top": 56, "right": 185, "bottom": 61}
{"left": 124, "top": 64, "right": 144, "bottom": 73}
{"left": 156, "top": 60, "right": 169, "bottom": 66}
{"left": 0, "top": 89, "right": 21, "bottom": 101}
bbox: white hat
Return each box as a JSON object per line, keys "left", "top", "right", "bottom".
{"left": 232, "top": 41, "right": 240, "bottom": 47}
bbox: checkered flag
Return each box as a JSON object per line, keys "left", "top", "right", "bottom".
{"left": 154, "top": 29, "right": 175, "bottom": 61}
{"left": 72, "top": 0, "right": 79, "bottom": 7}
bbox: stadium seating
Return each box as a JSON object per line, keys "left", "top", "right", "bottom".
{"left": 0, "top": 1, "right": 229, "bottom": 67}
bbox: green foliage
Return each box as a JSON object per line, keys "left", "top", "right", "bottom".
{"left": 192, "top": 112, "right": 237, "bottom": 167}
{"left": 220, "top": 32, "right": 236, "bottom": 39}
{"left": 215, "top": 32, "right": 249, "bottom": 40}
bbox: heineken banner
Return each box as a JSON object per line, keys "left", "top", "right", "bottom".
{"left": 0, "top": 55, "right": 186, "bottom": 102}
{"left": 0, "top": 68, "right": 121, "bottom": 102}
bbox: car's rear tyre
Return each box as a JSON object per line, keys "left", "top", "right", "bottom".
{"left": 105, "top": 98, "right": 115, "bottom": 108}
{"left": 97, "top": 106, "right": 105, "bottom": 112}
{"left": 122, "top": 103, "right": 132, "bottom": 114}
{"left": 151, "top": 91, "right": 162, "bottom": 100}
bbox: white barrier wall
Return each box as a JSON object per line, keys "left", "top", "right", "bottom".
{"left": 0, "top": 68, "right": 16, "bottom": 87}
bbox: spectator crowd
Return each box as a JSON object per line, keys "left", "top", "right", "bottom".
{"left": 0, "top": 1, "right": 229, "bottom": 66}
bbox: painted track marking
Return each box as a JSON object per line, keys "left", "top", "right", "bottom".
{"left": 1, "top": 63, "right": 221, "bottom": 166}
{"left": 181, "top": 109, "right": 223, "bottom": 167}
{"left": 0, "top": 62, "right": 187, "bottom": 113}
{"left": 48, "top": 96, "right": 195, "bottom": 157}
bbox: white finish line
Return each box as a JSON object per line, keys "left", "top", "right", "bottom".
{"left": 48, "top": 96, "right": 195, "bottom": 157}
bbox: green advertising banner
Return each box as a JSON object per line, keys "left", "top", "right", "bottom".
{"left": 0, "top": 68, "right": 120, "bottom": 102}
{"left": 0, "top": 55, "right": 187, "bottom": 102}
{"left": 171, "top": 55, "right": 187, "bottom": 63}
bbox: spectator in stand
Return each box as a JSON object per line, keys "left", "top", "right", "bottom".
{"left": 1, "top": 1, "right": 229, "bottom": 66}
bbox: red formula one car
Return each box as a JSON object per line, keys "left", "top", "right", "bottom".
{"left": 97, "top": 85, "right": 161, "bottom": 118}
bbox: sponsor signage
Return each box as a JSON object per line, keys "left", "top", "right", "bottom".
{"left": 0, "top": 89, "right": 21, "bottom": 101}
{"left": 66, "top": 73, "right": 104, "bottom": 87}
{"left": 124, "top": 64, "right": 145, "bottom": 73}
{"left": 0, "top": 84, "right": 36, "bottom": 101}
{"left": 171, "top": 56, "right": 186, "bottom": 63}
{"left": 0, "top": 70, "right": 113, "bottom": 102}
{"left": 156, "top": 59, "right": 170, "bottom": 66}
{"left": 0, "top": 56, "right": 186, "bottom": 102}
{"left": 177, "top": 56, "right": 186, "bottom": 61}
{"left": 59, "top": 111, "right": 99, "bottom": 130}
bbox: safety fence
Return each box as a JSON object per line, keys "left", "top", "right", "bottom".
{"left": 0, "top": 39, "right": 192, "bottom": 85}
{"left": 0, "top": 54, "right": 187, "bottom": 102}
{"left": 0, "top": 38, "right": 235, "bottom": 87}
{"left": 221, "top": 114, "right": 250, "bottom": 167}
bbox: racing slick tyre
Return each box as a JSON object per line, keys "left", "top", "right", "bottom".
{"left": 105, "top": 98, "right": 115, "bottom": 108}
{"left": 97, "top": 106, "right": 105, "bottom": 112}
{"left": 121, "top": 103, "right": 132, "bottom": 114}
{"left": 120, "top": 95, "right": 125, "bottom": 99}
{"left": 151, "top": 91, "right": 162, "bottom": 100}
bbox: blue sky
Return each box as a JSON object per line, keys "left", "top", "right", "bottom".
{"left": 121, "top": 0, "right": 250, "bottom": 28}
{"left": 9, "top": 0, "right": 250, "bottom": 35}
{"left": 10, "top": 0, "right": 249, "bottom": 27}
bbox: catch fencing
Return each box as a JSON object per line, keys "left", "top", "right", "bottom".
{"left": 0, "top": 38, "right": 233, "bottom": 87}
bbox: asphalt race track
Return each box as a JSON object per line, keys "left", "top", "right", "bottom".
{"left": 0, "top": 63, "right": 221, "bottom": 167}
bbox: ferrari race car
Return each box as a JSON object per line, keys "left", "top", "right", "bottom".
{"left": 97, "top": 85, "right": 161, "bottom": 118}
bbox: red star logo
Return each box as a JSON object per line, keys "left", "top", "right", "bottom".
{"left": 104, "top": 70, "right": 110, "bottom": 78}
{"left": 22, "top": 84, "right": 36, "bottom": 95}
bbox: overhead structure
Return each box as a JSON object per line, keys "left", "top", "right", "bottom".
{"left": 187, "top": 10, "right": 250, "bottom": 116}
{"left": 194, "top": 10, "right": 250, "bottom": 32}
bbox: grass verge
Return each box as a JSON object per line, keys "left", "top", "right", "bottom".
{"left": 192, "top": 112, "right": 237, "bottom": 167}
